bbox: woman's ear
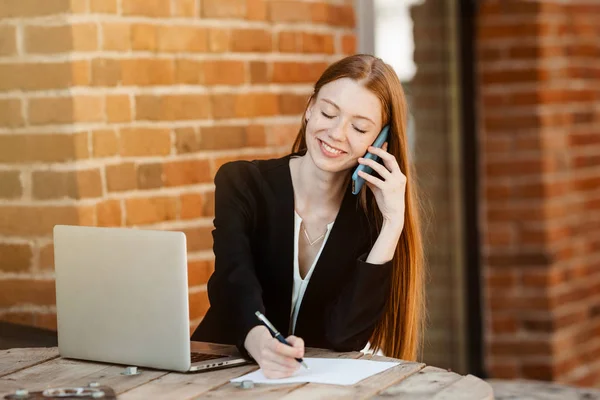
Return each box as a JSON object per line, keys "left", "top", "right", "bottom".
{"left": 305, "top": 97, "right": 315, "bottom": 122}
{"left": 305, "top": 105, "right": 313, "bottom": 122}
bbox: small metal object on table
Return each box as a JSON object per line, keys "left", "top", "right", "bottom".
{"left": 0, "top": 347, "right": 494, "bottom": 399}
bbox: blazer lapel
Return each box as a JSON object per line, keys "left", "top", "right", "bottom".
{"left": 264, "top": 155, "right": 296, "bottom": 334}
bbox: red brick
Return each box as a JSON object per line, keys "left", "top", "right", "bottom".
{"left": 0, "top": 99, "right": 23, "bottom": 128}
{"left": 131, "top": 23, "right": 157, "bottom": 51}
{"left": 0, "top": 26, "right": 17, "bottom": 56}
{"left": 180, "top": 193, "right": 204, "bottom": 220}
{"left": 97, "top": 199, "right": 122, "bottom": 227}
{"left": 163, "top": 160, "right": 211, "bottom": 187}
{"left": 0, "top": 280, "right": 56, "bottom": 307}
{"left": 491, "top": 315, "right": 518, "bottom": 334}
{"left": 121, "top": 58, "right": 174, "bottom": 86}
{"left": 91, "top": 0, "right": 117, "bottom": 13}
{"left": 246, "top": 0, "right": 267, "bottom": 20}
{"left": 125, "top": 197, "right": 177, "bottom": 226}
{"left": 0, "top": 133, "right": 89, "bottom": 164}
{"left": 279, "top": 93, "right": 308, "bottom": 115}
{"left": 487, "top": 270, "right": 517, "bottom": 289}
{"left": 188, "top": 260, "right": 214, "bottom": 286}
{"left": 119, "top": 128, "right": 171, "bottom": 157}
{"left": 92, "top": 129, "right": 118, "bottom": 157}
{"left": 137, "top": 163, "right": 163, "bottom": 190}
{"left": 208, "top": 28, "right": 230, "bottom": 52}
{"left": 272, "top": 61, "right": 328, "bottom": 83}
{"left": 182, "top": 226, "right": 213, "bottom": 252}
{"left": 92, "top": 58, "right": 121, "bottom": 86}
{"left": 189, "top": 290, "right": 210, "bottom": 320}
{"left": 1, "top": 312, "right": 35, "bottom": 326}
{"left": 341, "top": 34, "right": 356, "bottom": 55}
{"left": 32, "top": 169, "right": 103, "bottom": 200}
{"left": 0, "top": 243, "right": 33, "bottom": 273}
{"left": 25, "top": 24, "right": 98, "bottom": 53}
{"left": 157, "top": 26, "right": 208, "bottom": 53}
{"left": 202, "top": 0, "right": 245, "bottom": 18}
{"left": 211, "top": 94, "right": 236, "bottom": 119}
{"left": 0, "top": 61, "right": 90, "bottom": 91}
{"left": 204, "top": 60, "right": 246, "bottom": 85}
{"left": 481, "top": 67, "right": 551, "bottom": 85}
{"left": 0, "top": 205, "right": 84, "bottom": 245}
{"left": 39, "top": 243, "right": 54, "bottom": 271}
{"left": 175, "top": 128, "right": 201, "bottom": 154}
{"left": 203, "top": 192, "right": 215, "bottom": 216}
{"left": 0, "top": 170, "right": 22, "bottom": 199}
{"left": 172, "top": 0, "right": 196, "bottom": 17}
{"left": 136, "top": 95, "right": 211, "bottom": 121}
{"left": 234, "top": 93, "right": 279, "bottom": 118}
{"left": 176, "top": 60, "right": 204, "bottom": 84}
{"left": 269, "top": 1, "right": 311, "bottom": 22}
{"left": 0, "top": 0, "right": 72, "bottom": 18}
{"left": 278, "top": 31, "right": 300, "bottom": 52}
{"left": 302, "top": 32, "right": 334, "bottom": 54}
{"left": 106, "top": 163, "right": 137, "bottom": 192}
{"left": 29, "top": 95, "right": 104, "bottom": 125}
{"left": 106, "top": 95, "right": 131, "bottom": 123}
{"left": 250, "top": 61, "right": 270, "bottom": 83}
{"left": 488, "top": 361, "right": 520, "bottom": 379}
{"left": 200, "top": 126, "right": 246, "bottom": 150}
{"left": 522, "top": 363, "right": 554, "bottom": 381}
{"left": 35, "top": 313, "right": 57, "bottom": 331}
{"left": 230, "top": 28, "right": 272, "bottom": 52}
{"left": 486, "top": 251, "right": 553, "bottom": 268}
{"left": 326, "top": 4, "right": 355, "bottom": 28}
{"left": 122, "top": 0, "right": 170, "bottom": 16}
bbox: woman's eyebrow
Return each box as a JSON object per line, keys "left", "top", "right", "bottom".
{"left": 321, "top": 98, "right": 375, "bottom": 125}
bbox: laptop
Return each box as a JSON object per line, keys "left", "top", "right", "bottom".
{"left": 53, "top": 224, "right": 250, "bottom": 373}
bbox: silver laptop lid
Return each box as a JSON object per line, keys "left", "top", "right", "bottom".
{"left": 54, "top": 225, "right": 191, "bottom": 372}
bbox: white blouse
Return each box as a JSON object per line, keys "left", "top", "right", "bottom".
{"left": 290, "top": 211, "right": 335, "bottom": 334}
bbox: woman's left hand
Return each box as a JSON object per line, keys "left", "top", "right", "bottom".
{"left": 357, "top": 143, "right": 407, "bottom": 227}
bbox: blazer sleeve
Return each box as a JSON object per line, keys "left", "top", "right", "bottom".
{"left": 324, "top": 253, "right": 392, "bottom": 352}
{"left": 205, "top": 162, "right": 265, "bottom": 358}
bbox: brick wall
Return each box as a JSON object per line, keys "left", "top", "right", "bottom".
{"left": 479, "top": 0, "right": 600, "bottom": 386}
{"left": 0, "top": 0, "right": 356, "bottom": 333}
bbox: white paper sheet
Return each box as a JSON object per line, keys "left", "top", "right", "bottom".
{"left": 230, "top": 357, "right": 400, "bottom": 386}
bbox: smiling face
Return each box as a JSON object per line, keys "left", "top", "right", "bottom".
{"left": 304, "top": 78, "right": 384, "bottom": 173}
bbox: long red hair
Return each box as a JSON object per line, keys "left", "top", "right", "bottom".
{"left": 291, "top": 54, "right": 425, "bottom": 361}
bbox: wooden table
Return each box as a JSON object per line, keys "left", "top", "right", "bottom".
{"left": 0, "top": 347, "right": 494, "bottom": 399}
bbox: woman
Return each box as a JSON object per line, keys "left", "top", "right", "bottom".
{"left": 191, "top": 54, "right": 424, "bottom": 379}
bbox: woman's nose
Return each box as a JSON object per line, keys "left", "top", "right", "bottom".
{"left": 328, "top": 121, "right": 347, "bottom": 142}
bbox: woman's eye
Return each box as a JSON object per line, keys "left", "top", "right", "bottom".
{"left": 321, "top": 111, "right": 334, "bottom": 119}
{"left": 354, "top": 126, "right": 367, "bottom": 134}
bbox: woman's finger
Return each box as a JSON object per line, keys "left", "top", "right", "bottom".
{"left": 367, "top": 145, "right": 401, "bottom": 173}
{"left": 358, "top": 170, "right": 384, "bottom": 189}
{"left": 358, "top": 157, "right": 392, "bottom": 179}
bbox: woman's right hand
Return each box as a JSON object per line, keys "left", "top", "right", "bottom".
{"left": 244, "top": 325, "right": 305, "bottom": 379}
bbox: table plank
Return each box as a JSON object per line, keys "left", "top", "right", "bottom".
{"left": 196, "top": 348, "right": 363, "bottom": 399}
{"left": 280, "top": 354, "right": 424, "bottom": 400}
{"left": 374, "top": 366, "right": 463, "bottom": 399}
{"left": 0, "top": 357, "right": 165, "bottom": 397}
{"left": 0, "top": 348, "right": 59, "bottom": 378}
{"left": 432, "top": 374, "right": 494, "bottom": 400}
{"left": 119, "top": 364, "right": 259, "bottom": 400}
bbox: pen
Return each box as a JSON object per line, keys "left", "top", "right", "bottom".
{"left": 255, "top": 311, "right": 309, "bottom": 369}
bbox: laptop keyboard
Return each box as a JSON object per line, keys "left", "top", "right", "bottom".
{"left": 191, "top": 352, "right": 225, "bottom": 363}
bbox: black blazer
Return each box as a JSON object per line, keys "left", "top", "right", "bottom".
{"left": 191, "top": 153, "right": 392, "bottom": 357}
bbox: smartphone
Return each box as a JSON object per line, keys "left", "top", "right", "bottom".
{"left": 351, "top": 125, "right": 390, "bottom": 195}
